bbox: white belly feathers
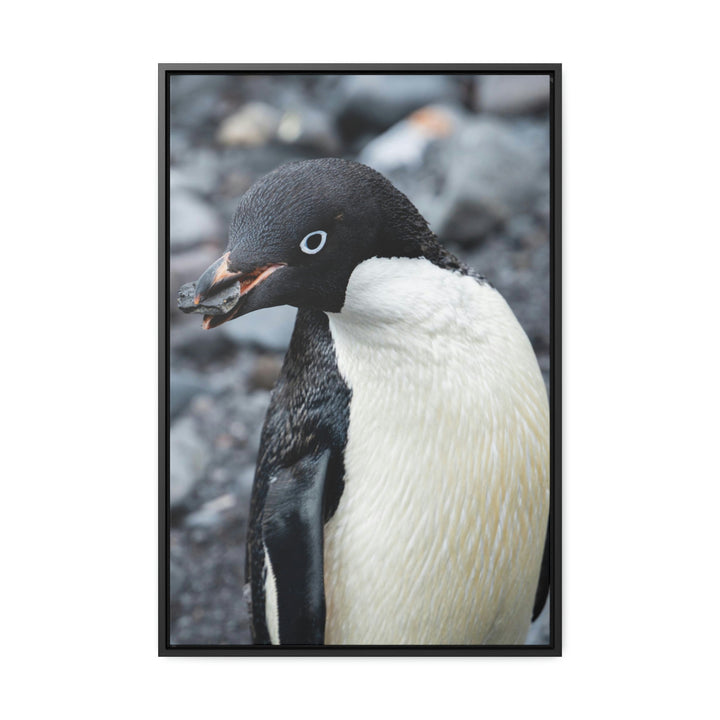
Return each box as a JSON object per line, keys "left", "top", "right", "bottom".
{"left": 323, "top": 257, "right": 549, "bottom": 644}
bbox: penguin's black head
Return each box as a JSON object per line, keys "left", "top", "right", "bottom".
{"left": 185, "top": 158, "right": 442, "bottom": 328}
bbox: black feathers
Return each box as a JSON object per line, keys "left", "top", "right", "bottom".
{"left": 245, "top": 310, "right": 351, "bottom": 643}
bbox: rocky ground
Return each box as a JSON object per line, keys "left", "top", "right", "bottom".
{"left": 168, "top": 73, "right": 551, "bottom": 646}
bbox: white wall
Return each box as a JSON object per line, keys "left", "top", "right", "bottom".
{"left": 2, "top": 2, "right": 718, "bottom": 718}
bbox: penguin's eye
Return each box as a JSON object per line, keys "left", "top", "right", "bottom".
{"left": 300, "top": 230, "right": 327, "bottom": 255}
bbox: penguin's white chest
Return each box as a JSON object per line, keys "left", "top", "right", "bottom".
{"left": 324, "top": 257, "right": 549, "bottom": 645}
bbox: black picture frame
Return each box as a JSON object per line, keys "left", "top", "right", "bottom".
{"left": 159, "top": 63, "right": 561, "bottom": 657}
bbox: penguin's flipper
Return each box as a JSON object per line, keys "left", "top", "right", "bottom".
{"left": 532, "top": 522, "right": 550, "bottom": 621}
{"left": 261, "top": 450, "right": 330, "bottom": 645}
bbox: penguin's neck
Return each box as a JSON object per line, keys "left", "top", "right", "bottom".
{"left": 325, "top": 254, "right": 538, "bottom": 424}
{"left": 325, "top": 255, "right": 546, "bottom": 455}
{"left": 329, "top": 256, "right": 486, "bottom": 346}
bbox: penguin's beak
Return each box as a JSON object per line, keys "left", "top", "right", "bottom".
{"left": 178, "top": 252, "right": 285, "bottom": 329}
{"left": 193, "top": 252, "right": 243, "bottom": 305}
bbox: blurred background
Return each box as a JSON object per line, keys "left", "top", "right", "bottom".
{"left": 168, "top": 73, "right": 551, "bottom": 645}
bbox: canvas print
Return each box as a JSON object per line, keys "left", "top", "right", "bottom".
{"left": 162, "top": 68, "right": 558, "bottom": 653}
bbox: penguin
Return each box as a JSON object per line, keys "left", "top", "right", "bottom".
{"left": 179, "top": 157, "right": 550, "bottom": 645}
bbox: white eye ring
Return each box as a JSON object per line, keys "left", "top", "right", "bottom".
{"left": 300, "top": 230, "right": 327, "bottom": 255}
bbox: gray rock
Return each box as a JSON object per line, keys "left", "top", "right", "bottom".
{"left": 170, "top": 370, "right": 211, "bottom": 420}
{"left": 177, "top": 280, "right": 240, "bottom": 316}
{"left": 169, "top": 558, "right": 187, "bottom": 594}
{"left": 170, "top": 416, "right": 211, "bottom": 507}
{"left": 463, "top": 234, "right": 549, "bottom": 357}
{"left": 186, "top": 493, "right": 237, "bottom": 529}
{"left": 169, "top": 75, "right": 235, "bottom": 136}
{"left": 170, "top": 148, "right": 221, "bottom": 195}
{"left": 170, "top": 321, "right": 238, "bottom": 364}
{"left": 477, "top": 75, "right": 550, "bottom": 115}
{"left": 505, "top": 213, "right": 542, "bottom": 244}
{"left": 170, "top": 74, "right": 232, "bottom": 110}
{"left": 170, "top": 246, "right": 222, "bottom": 320}
{"left": 169, "top": 128, "right": 191, "bottom": 161}
{"left": 429, "top": 118, "right": 549, "bottom": 245}
{"left": 359, "top": 104, "right": 464, "bottom": 173}
{"left": 336, "top": 75, "right": 461, "bottom": 138}
{"left": 220, "top": 304, "right": 297, "bottom": 352}
{"left": 170, "top": 189, "right": 224, "bottom": 249}
{"left": 227, "top": 420, "right": 249, "bottom": 447}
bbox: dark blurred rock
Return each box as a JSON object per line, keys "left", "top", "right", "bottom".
{"left": 335, "top": 75, "right": 462, "bottom": 141}
{"left": 169, "top": 558, "right": 187, "bottom": 594}
{"left": 228, "top": 420, "right": 249, "bottom": 447}
{"left": 170, "top": 370, "right": 210, "bottom": 420}
{"left": 169, "top": 128, "right": 191, "bottom": 162}
{"left": 218, "top": 168, "right": 255, "bottom": 202}
{"left": 171, "top": 322, "right": 239, "bottom": 364}
{"left": 220, "top": 305, "right": 297, "bottom": 352}
{"left": 170, "top": 75, "right": 234, "bottom": 117}
{"left": 214, "top": 433, "right": 235, "bottom": 451}
{"left": 476, "top": 75, "right": 550, "bottom": 115}
{"left": 216, "top": 102, "right": 281, "bottom": 147}
{"left": 505, "top": 213, "right": 546, "bottom": 247}
{"left": 170, "top": 189, "right": 224, "bottom": 249}
{"left": 170, "top": 416, "right": 211, "bottom": 507}
{"left": 248, "top": 354, "right": 284, "bottom": 391}
{"left": 170, "top": 75, "right": 238, "bottom": 155}
{"left": 431, "top": 118, "right": 549, "bottom": 245}
{"left": 464, "top": 234, "right": 549, "bottom": 356}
